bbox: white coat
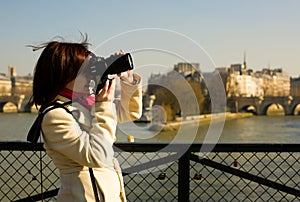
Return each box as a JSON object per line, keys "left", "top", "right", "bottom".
{"left": 41, "top": 74, "right": 142, "bottom": 201}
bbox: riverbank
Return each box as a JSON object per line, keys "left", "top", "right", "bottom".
{"left": 149, "top": 112, "right": 253, "bottom": 131}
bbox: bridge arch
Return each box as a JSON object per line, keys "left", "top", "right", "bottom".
{"left": 240, "top": 105, "right": 257, "bottom": 114}
{"left": 290, "top": 103, "right": 300, "bottom": 115}
{"left": 0, "top": 101, "right": 18, "bottom": 112}
{"left": 262, "top": 103, "right": 285, "bottom": 116}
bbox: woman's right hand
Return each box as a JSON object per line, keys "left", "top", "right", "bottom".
{"left": 95, "top": 79, "right": 116, "bottom": 102}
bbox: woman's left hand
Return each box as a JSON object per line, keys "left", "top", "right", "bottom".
{"left": 118, "top": 70, "right": 134, "bottom": 84}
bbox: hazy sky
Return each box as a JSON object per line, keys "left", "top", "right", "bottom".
{"left": 1, "top": 0, "right": 300, "bottom": 77}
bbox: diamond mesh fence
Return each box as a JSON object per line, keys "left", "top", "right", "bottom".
{"left": 0, "top": 150, "right": 59, "bottom": 201}
{"left": 0, "top": 142, "right": 299, "bottom": 202}
{"left": 189, "top": 151, "right": 300, "bottom": 202}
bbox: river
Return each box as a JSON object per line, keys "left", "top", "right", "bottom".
{"left": 1, "top": 113, "right": 300, "bottom": 143}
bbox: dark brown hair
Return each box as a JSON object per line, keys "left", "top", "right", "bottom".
{"left": 30, "top": 36, "right": 90, "bottom": 107}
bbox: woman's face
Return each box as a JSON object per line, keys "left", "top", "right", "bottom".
{"left": 65, "top": 72, "right": 92, "bottom": 94}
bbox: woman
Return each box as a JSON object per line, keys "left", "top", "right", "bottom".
{"left": 31, "top": 36, "right": 142, "bottom": 201}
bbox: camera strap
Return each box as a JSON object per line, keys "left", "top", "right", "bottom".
{"left": 89, "top": 168, "right": 100, "bottom": 202}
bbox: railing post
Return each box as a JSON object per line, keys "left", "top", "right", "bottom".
{"left": 178, "top": 150, "right": 190, "bottom": 202}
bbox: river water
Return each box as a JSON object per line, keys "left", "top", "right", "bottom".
{"left": 1, "top": 113, "right": 300, "bottom": 201}
{"left": 0, "top": 113, "right": 300, "bottom": 143}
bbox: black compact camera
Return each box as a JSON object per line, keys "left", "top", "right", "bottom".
{"left": 87, "top": 52, "right": 134, "bottom": 94}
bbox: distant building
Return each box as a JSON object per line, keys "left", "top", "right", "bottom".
{"left": 0, "top": 74, "right": 11, "bottom": 95}
{"left": 173, "top": 62, "right": 200, "bottom": 77}
{"left": 0, "top": 66, "right": 33, "bottom": 96}
{"left": 173, "top": 62, "right": 202, "bottom": 84}
{"left": 227, "top": 64, "right": 259, "bottom": 97}
{"left": 148, "top": 59, "right": 293, "bottom": 114}
{"left": 215, "top": 67, "right": 230, "bottom": 90}
{"left": 226, "top": 63, "right": 290, "bottom": 97}
{"left": 261, "top": 68, "right": 290, "bottom": 96}
{"left": 8, "top": 65, "right": 17, "bottom": 77}
{"left": 291, "top": 77, "right": 300, "bottom": 96}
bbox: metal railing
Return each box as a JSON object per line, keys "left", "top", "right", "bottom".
{"left": 1, "top": 142, "right": 300, "bottom": 201}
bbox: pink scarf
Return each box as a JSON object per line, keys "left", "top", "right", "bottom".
{"left": 59, "top": 88, "right": 95, "bottom": 109}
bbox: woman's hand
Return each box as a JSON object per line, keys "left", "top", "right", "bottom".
{"left": 118, "top": 70, "right": 134, "bottom": 84}
{"left": 95, "top": 79, "right": 116, "bottom": 102}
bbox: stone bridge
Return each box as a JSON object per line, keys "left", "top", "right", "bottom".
{"left": 227, "top": 96, "right": 300, "bottom": 115}
{"left": 0, "top": 95, "right": 32, "bottom": 112}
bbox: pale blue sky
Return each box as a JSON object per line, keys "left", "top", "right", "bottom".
{"left": 0, "top": 0, "right": 300, "bottom": 77}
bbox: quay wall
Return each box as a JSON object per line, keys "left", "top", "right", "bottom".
{"left": 160, "top": 112, "right": 253, "bottom": 131}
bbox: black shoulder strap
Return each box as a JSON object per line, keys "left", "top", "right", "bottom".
{"left": 89, "top": 168, "right": 100, "bottom": 202}
{"left": 27, "top": 101, "right": 72, "bottom": 143}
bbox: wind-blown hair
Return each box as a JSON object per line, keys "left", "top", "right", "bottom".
{"left": 30, "top": 35, "right": 90, "bottom": 107}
